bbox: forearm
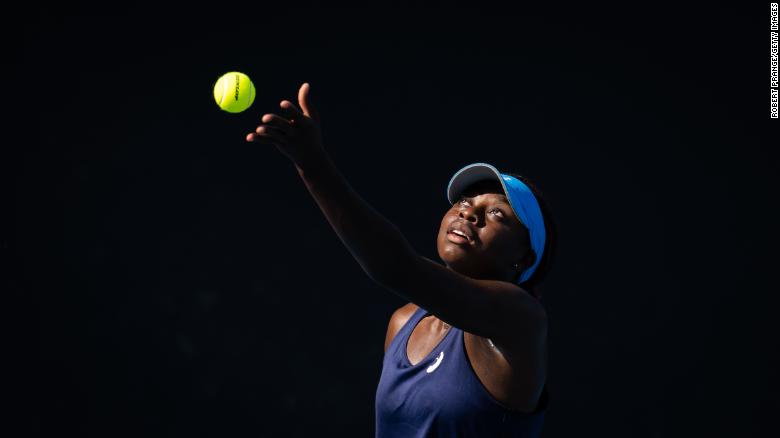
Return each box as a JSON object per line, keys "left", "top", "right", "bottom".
{"left": 293, "top": 151, "right": 417, "bottom": 284}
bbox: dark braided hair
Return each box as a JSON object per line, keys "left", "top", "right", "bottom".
{"left": 502, "top": 172, "right": 558, "bottom": 301}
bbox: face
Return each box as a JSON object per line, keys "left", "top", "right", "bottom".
{"left": 437, "top": 179, "right": 535, "bottom": 282}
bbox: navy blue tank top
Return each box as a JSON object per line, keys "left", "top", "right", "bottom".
{"left": 375, "top": 306, "right": 547, "bottom": 437}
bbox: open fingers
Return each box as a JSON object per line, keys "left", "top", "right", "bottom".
{"left": 246, "top": 97, "right": 307, "bottom": 144}
{"left": 247, "top": 132, "right": 277, "bottom": 143}
{"left": 278, "top": 100, "right": 304, "bottom": 122}
{"left": 247, "top": 126, "right": 286, "bottom": 144}
{"left": 255, "top": 125, "right": 289, "bottom": 141}
{"left": 259, "top": 113, "right": 293, "bottom": 135}
{"left": 254, "top": 124, "right": 288, "bottom": 138}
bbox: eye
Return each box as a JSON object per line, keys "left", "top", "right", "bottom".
{"left": 457, "top": 197, "right": 504, "bottom": 217}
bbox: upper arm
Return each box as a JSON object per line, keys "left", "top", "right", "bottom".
{"left": 383, "top": 302, "right": 418, "bottom": 353}
{"left": 375, "top": 255, "right": 546, "bottom": 348}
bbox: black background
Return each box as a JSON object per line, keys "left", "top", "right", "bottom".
{"left": 6, "top": 6, "right": 778, "bottom": 437}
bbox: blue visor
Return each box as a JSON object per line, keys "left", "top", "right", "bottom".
{"left": 446, "top": 163, "right": 546, "bottom": 284}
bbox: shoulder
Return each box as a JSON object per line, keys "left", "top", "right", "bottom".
{"left": 494, "top": 282, "right": 548, "bottom": 341}
{"left": 493, "top": 285, "right": 548, "bottom": 356}
{"left": 383, "top": 302, "right": 419, "bottom": 352}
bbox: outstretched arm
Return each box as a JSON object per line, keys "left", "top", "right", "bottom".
{"left": 246, "top": 83, "right": 415, "bottom": 285}
{"left": 246, "top": 83, "right": 545, "bottom": 344}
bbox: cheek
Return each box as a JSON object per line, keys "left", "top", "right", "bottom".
{"left": 438, "top": 213, "right": 455, "bottom": 234}
{"left": 435, "top": 223, "right": 447, "bottom": 244}
{"left": 499, "top": 231, "right": 527, "bottom": 258}
{"left": 484, "top": 229, "right": 518, "bottom": 253}
{"left": 437, "top": 226, "right": 452, "bottom": 245}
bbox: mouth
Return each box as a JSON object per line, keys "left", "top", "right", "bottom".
{"left": 446, "top": 231, "right": 471, "bottom": 244}
{"left": 446, "top": 224, "right": 474, "bottom": 245}
{"left": 447, "top": 221, "right": 475, "bottom": 241}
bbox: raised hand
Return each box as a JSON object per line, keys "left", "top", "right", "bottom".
{"left": 246, "top": 82, "right": 326, "bottom": 166}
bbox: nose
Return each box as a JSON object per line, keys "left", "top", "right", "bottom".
{"left": 459, "top": 207, "right": 479, "bottom": 224}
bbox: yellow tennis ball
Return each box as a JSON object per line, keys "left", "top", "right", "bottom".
{"left": 213, "top": 71, "right": 256, "bottom": 113}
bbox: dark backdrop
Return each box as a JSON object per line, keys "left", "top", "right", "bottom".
{"left": 6, "top": 6, "right": 778, "bottom": 437}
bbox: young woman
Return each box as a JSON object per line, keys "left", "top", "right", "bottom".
{"left": 246, "top": 83, "right": 557, "bottom": 437}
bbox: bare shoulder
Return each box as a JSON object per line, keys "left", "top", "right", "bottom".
{"left": 383, "top": 302, "right": 419, "bottom": 352}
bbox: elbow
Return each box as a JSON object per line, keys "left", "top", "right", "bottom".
{"left": 367, "top": 249, "right": 419, "bottom": 291}
{"left": 360, "top": 224, "right": 419, "bottom": 290}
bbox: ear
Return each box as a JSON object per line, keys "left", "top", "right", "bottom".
{"left": 511, "top": 249, "right": 537, "bottom": 285}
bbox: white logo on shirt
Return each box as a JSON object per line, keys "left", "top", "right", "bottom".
{"left": 426, "top": 351, "right": 444, "bottom": 373}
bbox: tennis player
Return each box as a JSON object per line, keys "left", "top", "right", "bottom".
{"left": 246, "top": 83, "right": 556, "bottom": 437}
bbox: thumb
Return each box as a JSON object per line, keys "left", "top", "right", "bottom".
{"left": 298, "top": 82, "right": 320, "bottom": 122}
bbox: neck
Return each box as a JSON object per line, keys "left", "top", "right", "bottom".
{"left": 444, "top": 263, "right": 517, "bottom": 284}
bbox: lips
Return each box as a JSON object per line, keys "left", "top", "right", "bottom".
{"left": 447, "top": 221, "right": 475, "bottom": 242}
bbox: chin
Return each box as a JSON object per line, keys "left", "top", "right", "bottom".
{"left": 436, "top": 234, "right": 469, "bottom": 265}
